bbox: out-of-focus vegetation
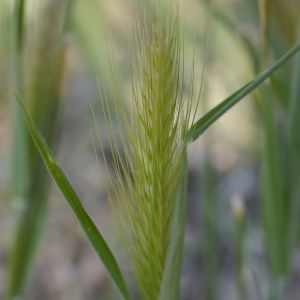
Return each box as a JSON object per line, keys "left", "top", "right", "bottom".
{"left": 0, "top": 0, "right": 300, "bottom": 299}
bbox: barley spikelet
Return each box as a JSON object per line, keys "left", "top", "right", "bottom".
{"left": 100, "top": 3, "right": 194, "bottom": 299}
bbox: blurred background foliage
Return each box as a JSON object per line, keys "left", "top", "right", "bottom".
{"left": 0, "top": 0, "right": 299, "bottom": 299}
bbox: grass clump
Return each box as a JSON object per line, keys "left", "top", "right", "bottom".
{"left": 12, "top": 1, "right": 300, "bottom": 299}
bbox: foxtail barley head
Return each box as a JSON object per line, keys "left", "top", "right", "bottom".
{"left": 98, "top": 3, "right": 196, "bottom": 299}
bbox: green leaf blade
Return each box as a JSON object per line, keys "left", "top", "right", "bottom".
{"left": 16, "top": 97, "right": 131, "bottom": 300}
{"left": 186, "top": 40, "right": 300, "bottom": 143}
{"left": 287, "top": 27, "right": 300, "bottom": 253}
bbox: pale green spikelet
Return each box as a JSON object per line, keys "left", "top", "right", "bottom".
{"left": 101, "top": 3, "right": 194, "bottom": 299}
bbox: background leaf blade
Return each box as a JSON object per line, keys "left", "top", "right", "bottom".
{"left": 186, "top": 41, "right": 300, "bottom": 142}
{"left": 16, "top": 96, "right": 131, "bottom": 300}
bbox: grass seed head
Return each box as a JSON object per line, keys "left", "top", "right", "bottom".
{"left": 101, "top": 3, "right": 195, "bottom": 299}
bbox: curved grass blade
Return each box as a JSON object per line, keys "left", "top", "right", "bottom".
{"left": 16, "top": 95, "right": 131, "bottom": 300}
{"left": 186, "top": 40, "right": 300, "bottom": 143}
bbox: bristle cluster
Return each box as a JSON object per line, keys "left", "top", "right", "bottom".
{"left": 102, "top": 4, "right": 193, "bottom": 299}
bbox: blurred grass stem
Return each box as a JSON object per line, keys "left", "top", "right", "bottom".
{"left": 258, "top": 0, "right": 288, "bottom": 297}
{"left": 6, "top": 1, "right": 69, "bottom": 298}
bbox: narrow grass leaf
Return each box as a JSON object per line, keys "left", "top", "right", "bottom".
{"left": 202, "top": 159, "right": 218, "bottom": 300}
{"left": 259, "top": 0, "right": 288, "bottom": 279}
{"left": 261, "top": 87, "right": 287, "bottom": 277}
{"left": 11, "top": 0, "right": 28, "bottom": 197}
{"left": 16, "top": 96, "right": 131, "bottom": 300}
{"left": 288, "top": 26, "right": 300, "bottom": 251}
{"left": 288, "top": 30, "right": 300, "bottom": 151}
{"left": 186, "top": 40, "right": 300, "bottom": 143}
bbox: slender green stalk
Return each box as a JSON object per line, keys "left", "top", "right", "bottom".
{"left": 260, "top": 86, "right": 288, "bottom": 278}
{"left": 287, "top": 24, "right": 300, "bottom": 255}
{"left": 6, "top": 161, "right": 50, "bottom": 299}
{"left": 258, "top": 0, "right": 288, "bottom": 285}
{"left": 202, "top": 158, "right": 218, "bottom": 300}
{"left": 11, "top": 0, "right": 29, "bottom": 198}
{"left": 7, "top": 1, "right": 70, "bottom": 298}
{"left": 0, "top": 0, "right": 13, "bottom": 104}
{"left": 199, "top": 24, "right": 219, "bottom": 296}
{"left": 7, "top": 1, "right": 30, "bottom": 297}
